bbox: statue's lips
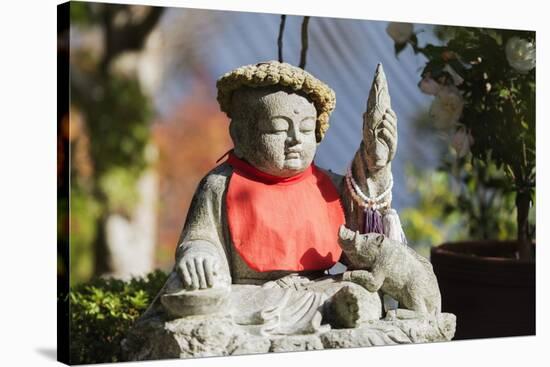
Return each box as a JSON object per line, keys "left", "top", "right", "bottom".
{"left": 285, "top": 151, "right": 302, "bottom": 159}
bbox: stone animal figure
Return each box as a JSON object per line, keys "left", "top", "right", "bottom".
{"left": 338, "top": 225, "right": 442, "bottom": 316}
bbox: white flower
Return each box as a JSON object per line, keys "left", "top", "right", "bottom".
{"left": 451, "top": 125, "right": 474, "bottom": 158}
{"left": 443, "top": 64, "right": 464, "bottom": 86}
{"left": 429, "top": 85, "right": 464, "bottom": 128}
{"left": 419, "top": 76, "right": 441, "bottom": 95}
{"left": 386, "top": 22, "right": 414, "bottom": 44}
{"left": 505, "top": 37, "right": 536, "bottom": 73}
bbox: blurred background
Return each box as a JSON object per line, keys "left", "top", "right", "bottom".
{"left": 59, "top": 2, "right": 528, "bottom": 286}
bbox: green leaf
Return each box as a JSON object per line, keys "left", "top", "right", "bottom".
{"left": 69, "top": 270, "right": 169, "bottom": 364}
{"left": 499, "top": 88, "right": 511, "bottom": 98}
{"left": 394, "top": 42, "right": 407, "bottom": 56}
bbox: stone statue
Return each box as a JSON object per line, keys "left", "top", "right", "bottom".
{"left": 123, "top": 61, "right": 456, "bottom": 360}
{"left": 338, "top": 227, "right": 441, "bottom": 316}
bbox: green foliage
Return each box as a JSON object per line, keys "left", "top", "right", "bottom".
{"left": 98, "top": 167, "right": 142, "bottom": 214}
{"left": 447, "top": 29, "right": 534, "bottom": 186}
{"left": 70, "top": 2, "right": 94, "bottom": 26}
{"left": 69, "top": 270, "right": 168, "bottom": 364}
{"left": 397, "top": 26, "right": 535, "bottom": 189}
{"left": 402, "top": 109, "right": 519, "bottom": 250}
{"left": 76, "top": 76, "right": 152, "bottom": 178}
{"left": 67, "top": 1, "right": 158, "bottom": 283}
{"left": 70, "top": 57, "right": 153, "bottom": 282}
{"left": 72, "top": 74, "right": 152, "bottom": 219}
{"left": 401, "top": 165, "right": 465, "bottom": 258}
{"left": 403, "top": 110, "right": 518, "bottom": 247}
{"left": 393, "top": 25, "right": 535, "bottom": 244}
{"left": 402, "top": 158, "right": 519, "bottom": 256}
{"left": 69, "top": 187, "right": 102, "bottom": 285}
{"left": 419, "top": 27, "right": 535, "bottom": 191}
{"left": 444, "top": 157, "right": 517, "bottom": 240}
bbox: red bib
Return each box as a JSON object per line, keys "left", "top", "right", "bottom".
{"left": 226, "top": 152, "right": 344, "bottom": 272}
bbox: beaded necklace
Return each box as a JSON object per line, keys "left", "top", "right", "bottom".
{"left": 345, "top": 167, "right": 393, "bottom": 234}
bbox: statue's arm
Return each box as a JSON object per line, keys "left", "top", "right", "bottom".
{"left": 315, "top": 167, "right": 355, "bottom": 268}
{"left": 343, "top": 64, "right": 408, "bottom": 245}
{"left": 175, "top": 164, "right": 233, "bottom": 289}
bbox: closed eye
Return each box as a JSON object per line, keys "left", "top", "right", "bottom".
{"left": 300, "top": 117, "right": 316, "bottom": 133}
{"left": 265, "top": 116, "right": 290, "bottom": 133}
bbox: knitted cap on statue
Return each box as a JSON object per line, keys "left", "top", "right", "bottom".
{"left": 216, "top": 61, "right": 336, "bottom": 143}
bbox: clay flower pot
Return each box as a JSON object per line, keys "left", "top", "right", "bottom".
{"left": 430, "top": 240, "right": 535, "bottom": 339}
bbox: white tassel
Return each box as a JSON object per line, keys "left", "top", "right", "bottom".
{"left": 382, "top": 208, "right": 407, "bottom": 312}
{"left": 382, "top": 208, "right": 407, "bottom": 245}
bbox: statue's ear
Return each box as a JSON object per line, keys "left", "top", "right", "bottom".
{"left": 229, "top": 120, "right": 238, "bottom": 143}
{"left": 229, "top": 120, "right": 244, "bottom": 157}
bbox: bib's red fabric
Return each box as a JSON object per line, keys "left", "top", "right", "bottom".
{"left": 226, "top": 152, "right": 344, "bottom": 272}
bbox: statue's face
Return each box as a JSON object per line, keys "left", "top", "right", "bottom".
{"left": 231, "top": 88, "right": 318, "bottom": 177}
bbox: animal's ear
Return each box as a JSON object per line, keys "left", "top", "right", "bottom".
{"left": 375, "top": 234, "right": 385, "bottom": 247}
{"left": 366, "top": 233, "right": 385, "bottom": 247}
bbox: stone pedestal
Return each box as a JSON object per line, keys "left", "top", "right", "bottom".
{"left": 122, "top": 312, "right": 456, "bottom": 361}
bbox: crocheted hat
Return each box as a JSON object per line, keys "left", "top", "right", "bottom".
{"left": 216, "top": 61, "right": 336, "bottom": 142}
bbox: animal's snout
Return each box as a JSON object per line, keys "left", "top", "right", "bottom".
{"left": 338, "top": 225, "right": 357, "bottom": 250}
{"left": 338, "top": 225, "right": 354, "bottom": 240}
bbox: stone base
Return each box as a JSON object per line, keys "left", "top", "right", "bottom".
{"left": 122, "top": 312, "right": 456, "bottom": 361}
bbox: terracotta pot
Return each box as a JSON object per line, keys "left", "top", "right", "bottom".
{"left": 430, "top": 240, "right": 535, "bottom": 340}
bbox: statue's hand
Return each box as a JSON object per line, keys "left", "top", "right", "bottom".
{"left": 176, "top": 250, "right": 220, "bottom": 290}
{"left": 363, "top": 108, "right": 398, "bottom": 164}
{"left": 379, "top": 108, "right": 397, "bottom": 161}
{"left": 362, "top": 64, "right": 397, "bottom": 166}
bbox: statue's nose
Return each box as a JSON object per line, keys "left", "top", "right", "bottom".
{"left": 287, "top": 131, "right": 302, "bottom": 145}
{"left": 286, "top": 121, "right": 304, "bottom": 145}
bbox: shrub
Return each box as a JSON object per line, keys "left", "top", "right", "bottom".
{"left": 388, "top": 24, "right": 535, "bottom": 258}
{"left": 69, "top": 270, "right": 168, "bottom": 364}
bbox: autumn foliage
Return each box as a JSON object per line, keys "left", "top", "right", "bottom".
{"left": 153, "top": 87, "right": 232, "bottom": 267}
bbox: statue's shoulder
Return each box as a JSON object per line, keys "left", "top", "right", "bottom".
{"left": 316, "top": 166, "right": 344, "bottom": 189}
{"left": 196, "top": 162, "right": 234, "bottom": 196}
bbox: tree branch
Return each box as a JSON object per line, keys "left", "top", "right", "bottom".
{"left": 278, "top": 15, "right": 287, "bottom": 63}
{"left": 100, "top": 5, "right": 164, "bottom": 73}
{"left": 299, "top": 16, "right": 310, "bottom": 69}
